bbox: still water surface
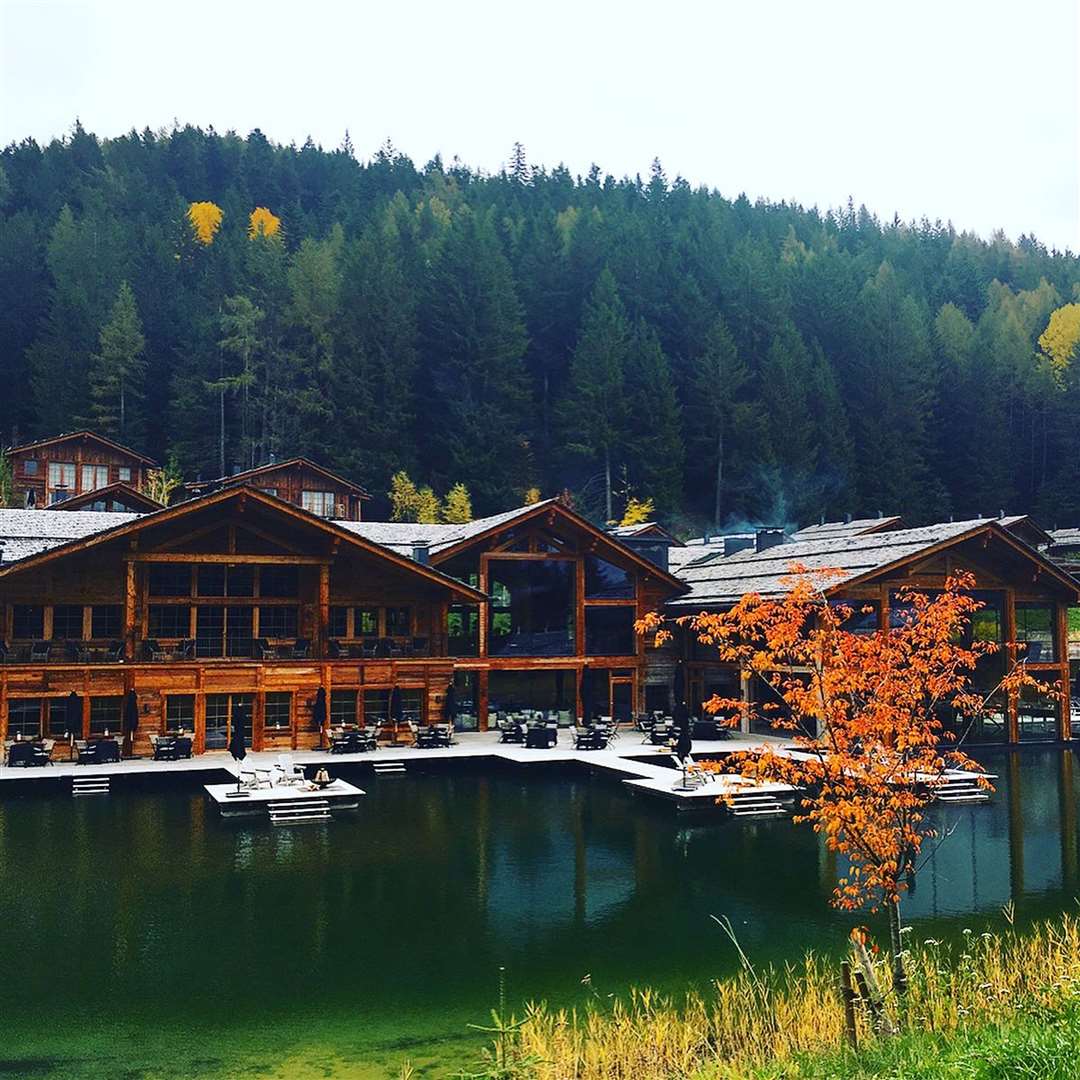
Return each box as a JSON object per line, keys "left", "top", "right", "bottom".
{"left": 0, "top": 749, "right": 1077, "bottom": 1077}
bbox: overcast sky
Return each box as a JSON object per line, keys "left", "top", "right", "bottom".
{"left": 2, "top": 0, "right": 1078, "bottom": 250}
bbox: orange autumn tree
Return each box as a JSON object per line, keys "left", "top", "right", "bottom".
{"left": 639, "top": 568, "right": 1050, "bottom": 997}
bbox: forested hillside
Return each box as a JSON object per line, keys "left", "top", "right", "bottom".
{"left": 3, "top": 123, "right": 1080, "bottom": 528}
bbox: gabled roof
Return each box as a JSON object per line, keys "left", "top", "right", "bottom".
{"left": 668, "top": 518, "right": 1078, "bottom": 610}
{"left": 608, "top": 521, "right": 684, "bottom": 545}
{"left": 342, "top": 499, "right": 688, "bottom": 592}
{"left": 184, "top": 458, "right": 370, "bottom": 499}
{"left": 0, "top": 488, "right": 484, "bottom": 600}
{"left": 4, "top": 430, "right": 157, "bottom": 466}
{"left": 789, "top": 516, "right": 905, "bottom": 542}
{"left": 44, "top": 482, "right": 163, "bottom": 513}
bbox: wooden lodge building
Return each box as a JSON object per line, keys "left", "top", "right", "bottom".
{"left": 1, "top": 458, "right": 1079, "bottom": 753}
{"left": 5, "top": 431, "right": 157, "bottom": 509}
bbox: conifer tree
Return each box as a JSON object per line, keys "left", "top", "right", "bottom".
{"left": 560, "top": 268, "right": 631, "bottom": 521}
{"left": 86, "top": 281, "right": 146, "bottom": 443}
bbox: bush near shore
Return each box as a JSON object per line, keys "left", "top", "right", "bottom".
{"left": 466, "top": 913, "right": 1080, "bottom": 1079}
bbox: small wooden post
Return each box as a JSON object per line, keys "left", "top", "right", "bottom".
{"left": 840, "top": 960, "right": 858, "bottom": 1050}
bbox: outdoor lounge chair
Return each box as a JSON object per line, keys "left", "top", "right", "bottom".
{"left": 275, "top": 754, "right": 306, "bottom": 785}
{"left": 356, "top": 725, "right": 380, "bottom": 752}
{"left": 360, "top": 640, "right": 379, "bottom": 659}
{"left": 673, "top": 753, "right": 708, "bottom": 789}
{"left": 31, "top": 738, "right": 55, "bottom": 766}
{"left": 291, "top": 638, "right": 311, "bottom": 659}
{"left": 6, "top": 740, "right": 36, "bottom": 767}
{"left": 143, "top": 639, "right": 167, "bottom": 662}
{"left": 498, "top": 717, "right": 524, "bottom": 744}
{"left": 29, "top": 640, "right": 52, "bottom": 663}
{"left": 410, "top": 636, "right": 429, "bottom": 656}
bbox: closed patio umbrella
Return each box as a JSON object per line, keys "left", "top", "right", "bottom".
{"left": 312, "top": 686, "right": 327, "bottom": 747}
{"left": 122, "top": 689, "right": 139, "bottom": 758}
{"left": 673, "top": 701, "right": 692, "bottom": 786}
{"left": 673, "top": 660, "right": 686, "bottom": 708}
{"left": 443, "top": 682, "right": 456, "bottom": 726}
{"left": 65, "top": 692, "right": 82, "bottom": 741}
{"left": 389, "top": 686, "right": 403, "bottom": 727}
{"left": 229, "top": 703, "right": 248, "bottom": 794}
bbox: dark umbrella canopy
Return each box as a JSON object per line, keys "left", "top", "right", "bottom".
{"left": 65, "top": 692, "right": 82, "bottom": 737}
{"left": 673, "top": 701, "right": 691, "bottom": 762}
{"left": 443, "top": 683, "right": 456, "bottom": 725}
{"left": 389, "top": 686, "right": 403, "bottom": 725}
{"left": 580, "top": 668, "right": 592, "bottom": 721}
{"left": 312, "top": 686, "right": 327, "bottom": 729}
{"left": 123, "top": 690, "right": 139, "bottom": 734}
{"left": 229, "top": 703, "right": 248, "bottom": 764}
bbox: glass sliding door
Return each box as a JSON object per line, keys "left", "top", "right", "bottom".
{"left": 204, "top": 694, "right": 254, "bottom": 750}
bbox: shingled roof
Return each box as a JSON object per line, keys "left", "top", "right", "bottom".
{"left": 789, "top": 516, "right": 905, "bottom": 542}
{"left": 667, "top": 518, "right": 1074, "bottom": 610}
{"left": 0, "top": 508, "right": 142, "bottom": 564}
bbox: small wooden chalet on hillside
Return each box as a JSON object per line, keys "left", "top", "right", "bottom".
{"left": 5, "top": 431, "right": 157, "bottom": 508}
{"left": 183, "top": 458, "right": 370, "bottom": 521}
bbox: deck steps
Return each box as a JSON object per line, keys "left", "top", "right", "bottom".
{"left": 934, "top": 778, "right": 990, "bottom": 804}
{"left": 72, "top": 776, "right": 110, "bottom": 797}
{"left": 728, "top": 790, "right": 788, "bottom": 818}
{"left": 268, "top": 798, "right": 331, "bottom": 825}
{"left": 373, "top": 761, "right": 406, "bottom": 776}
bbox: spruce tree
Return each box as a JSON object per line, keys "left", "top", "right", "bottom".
{"left": 559, "top": 268, "right": 631, "bottom": 521}
{"left": 86, "top": 281, "right": 147, "bottom": 444}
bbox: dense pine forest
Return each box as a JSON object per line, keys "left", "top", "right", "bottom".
{"left": 3, "top": 123, "right": 1080, "bottom": 529}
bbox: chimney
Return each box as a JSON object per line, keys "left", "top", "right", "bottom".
{"left": 412, "top": 543, "right": 430, "bottom": 565}
{"left": 724, "top": 535, "right": 755, "bottom": 557}
{"left": 845, "top": 512, "right": 852, "bottom": 523}
{"left": 755, "top": 528, "right": 786, "bottom": 553}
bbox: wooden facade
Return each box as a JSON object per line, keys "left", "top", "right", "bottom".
{"left": 46, "top": 482, "right": 163, "bottom": 514}
{"left": 183, "top": 459, "right": 369, "bottom": 521}
{"left": 6, "top": 431, "right": 156, "bottom": 509}
{"left": 679, "top": 524, "right": 1080, "bottom": 745}
{"left": 0, "top": 488, "right": 481, "bottom": 756}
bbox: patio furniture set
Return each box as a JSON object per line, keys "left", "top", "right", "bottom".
{"left": 4, "top": 736, "right": 124, "bottom": 766}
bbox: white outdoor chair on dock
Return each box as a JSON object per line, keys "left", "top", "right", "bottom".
{"left": 275, "top": 755, "right": 306, "bottom": 786}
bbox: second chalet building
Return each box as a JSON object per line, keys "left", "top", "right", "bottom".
{"left": 1, "top": 438, "right": 1079, "bottom": 751}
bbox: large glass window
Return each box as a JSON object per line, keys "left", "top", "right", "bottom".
{"left": 118, "top": 467, "right": 131, "bottom": 482}
{"left": 149, "top": 605, "right": 190, "bottom": 639}
{"left": 585, "top": 607, "right": 636, "bottom": 656}
{"left": 264, "top": 693, "right": 292, "bottom": 730}
{"left": 7, "top": 699, "right": 42, "bottom": 738}
{"left": 259, "top": 607, "right": 298, "bottom": 638}
{"left": 47, "top": 462, "right": 75, "bottom": 502}
{"left": 89, "top": 697, "right": 121, "bottom": 736}
{"left": 165, "top": 695, "right": 195, "bottom": 734}
{"left": 12, "top": 605, "right": 44, "bottom": 639}
{"left": 386, "top": 607, "right": 411, "bottom": 637}
{"left": 829, "top": 598, "right": 879, "bottom": 635}
{"left": 363, "top": 688, "right": 423, "bottom": 725}
{"left": 301, "top": 491, "right": 335, "bottom": 517}
{"left": 260, "top": 566, "right": 298, "bottom": 598}
{"left": 51, "top": 605, "right": 84, "bottom": 640}
{"left": 355, "top": 607, "right": 379, "bottom": 636}
{"left": 329, "top": 606, "right": 348, "bottom": 638}
{"left": 1016, "top": 604, "right": 1056, "bottom": 663}
{"left": 448, "top": 605, "right": 479, "bottom": 656}
{"left": 205, "top": 694, "right": 253, "bottom": 750}
{"left": 91, "top": 605, "right": 122, "bottom": 639}
{"left": 451, "top": 672, "right": 479, "bottom": 731}
{"left": 330, "top": 690, "right": 358, "bottom": 726}
{"left": 48, "top": 699, "right": 70, "bottom": 736}
{"left": 80, "top": 464, "right": 109, "bottom": 491}
{"left": 584, "top": 556, "right": 634, "bottom": 599}
{"left": 149, "top": 565, "right": 191, "bottom": 597}
{"left": 1018, "top": 687, "right": 1058, "bottom": 742}
{"left": 488, "top": 559, "right": 574, "bottom": 657}
{"left": 489, "top": 669, "right": 574, "bottom": 720}
{"left": 197, "top": 565, "right": 226, "bottom": 597}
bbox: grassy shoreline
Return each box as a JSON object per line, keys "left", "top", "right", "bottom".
{"left": 459, "top": 913, "right": 1080, "bottom": 1079}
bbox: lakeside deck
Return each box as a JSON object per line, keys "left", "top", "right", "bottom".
{"left": 0, "top": 731, "right": 797, "bottom": 811}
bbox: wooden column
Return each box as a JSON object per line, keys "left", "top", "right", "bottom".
{"left": 477, "top": 668, "right": 489, "bottom": 731}
{"left": 478, "top": 557, "right": 489, "bottom": 657}
{"left": 124, "top": 561, "right": 138, "bottom": 661}
{"left": 1004, "top": 586, "right": 1019, "bottom": 743}
{"left": 740, "top": 670, "right": 752, "bottom": 734}
{"left": 1057, "top": 601, "right": 1071, "bottom": 741}
{"left": 318, "top": 563, "right": 330, "bottom": 659}
{"left": 0, "top": 671, "right": 7, "bottom": 744}
{"left": 575, "top": 557, "right": 586, "bottom": 656}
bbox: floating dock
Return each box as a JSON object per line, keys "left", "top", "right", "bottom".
{"left": 204, "top": 778, "right": 364, "bottom": 821}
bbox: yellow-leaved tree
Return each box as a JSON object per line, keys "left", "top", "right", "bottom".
{"left": 442, "top": 483, "right": 473, "bottom": 523}
{"left": 187, "top": 201, "right": 223, "bottom": 246}
{"left": 388, "top": 471, "right": 441, "bottom": 524}
{"left": 1038, "top": 303, "right": 1080, "bottom": 381}
{"left": 522, "top": 486, "right": 542, "bottom": 505}
{"left": 620, "top": 496, "right": 655, "bottom": 527}
{"left": 248, "top": 207, "right": 282, "bottom": 240}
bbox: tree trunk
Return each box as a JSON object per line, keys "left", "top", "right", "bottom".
{"left": 604, "top": 445, "right": 612, "bottom": 523}
{"left": 887, "top": 897, "right": 908, "bottom": 999}
{"left": 714, "top": 422, "right": 724, "bottom": 530}
{"left": 219, "top": 387, "right": 226, "bottom": 478}
{"left": 119, "top": 378, "right": 126, "bottom": 442}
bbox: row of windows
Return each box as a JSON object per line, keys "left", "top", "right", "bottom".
{"left": 25, "top": 461, "right": 133, "bottom": 502}
{"left": 329, "top": 688, "right": 424, "bottom": 726}
{"left": 148, "top": 605, "right": 299, "bottom": 640}
{"left": 7, "top": 696, "right": 121, "bottom": 737}
{"left": 328, "top": 606, "right": 411, "bottom": 639}
{"left": 148, "top": 564, "right": 299, "bottom": 598}
{"left": 11, "top": 605, "right": 122, "bottom": 641}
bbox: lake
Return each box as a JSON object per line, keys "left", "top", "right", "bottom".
{"left": 0, "top": 747, "right": 1077, "bottom": 1077}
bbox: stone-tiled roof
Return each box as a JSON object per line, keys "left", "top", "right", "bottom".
{"left": 0, "top": 508, "right": 142, "bottom": 564}
{"left": 789, "top": 516, "right": 904, "bottom": 542}
{"left": 340, "top": 501, "right": 557, "bottom": 557}
{"left": 668, "top": 519, "right": 1003, "bottom": 609}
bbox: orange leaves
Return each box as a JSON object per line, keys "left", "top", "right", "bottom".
{"left": 636, "top": 567, "right": 1060, "bottom": 914}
